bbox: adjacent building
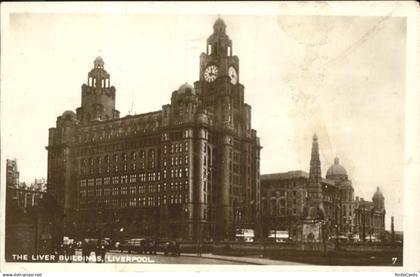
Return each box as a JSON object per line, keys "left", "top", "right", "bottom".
{"left": 5, "top": 159, "right": 49, "bottom": 261}
{"left": 46, "top": 18, "right": 261, "bottom": 242}
{"left": 354, "top": 188, "right": 386, "bottom": 241}
{"left": 261, "top": 135, "right": 386, "bottom": 241}
{"left": 6, "top": 159, "right": 20, "bottom": 188}
{"left": 6, "top": 159, "right": 46, "bottom": 211}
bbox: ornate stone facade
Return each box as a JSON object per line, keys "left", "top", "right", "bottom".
{"left": 46, "top": 18, "right": 261, "bottom": 243}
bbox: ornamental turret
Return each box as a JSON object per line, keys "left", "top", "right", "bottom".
{"left": 76, "top": 56, "right": 120, "bottom": 122}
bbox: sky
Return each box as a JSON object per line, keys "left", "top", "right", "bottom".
{"left": 1, "top": 6, "right": 407, "bottom": 231}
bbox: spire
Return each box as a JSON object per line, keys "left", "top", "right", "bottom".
{"left": 334, "top": 157, "right": 339, "bottom": 164}
{"left": 305, "top": 133, "right": 326, "bottom": 220}
{"left": 309, "top": 133, "right": 322, "bottom": 183}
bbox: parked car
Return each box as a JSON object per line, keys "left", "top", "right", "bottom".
{"left": 117, "top": 239, "right": 128, "bottom": 252}
{"left": 120, "top": 238, "right": 147, "bottom": 254}
{"left": 144, "top": 238, "right": 157, "bottom": 254}
{"left": 156, "top": 239, "right": 180, "bottom": 256}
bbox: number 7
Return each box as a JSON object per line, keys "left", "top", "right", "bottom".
{"left": 392, "top": 257, "right": 397, "bottom": 264}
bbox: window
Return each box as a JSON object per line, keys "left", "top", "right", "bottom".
{"left": 121, "top": 186, "right": 128, "bottom": 195}
{"left": 80, "top": 180, "right": 86, "bottom": 187}
{"left": 95, "top": 178, "right": 102, "bottom": 186}
{"left": 131, "top": 152, "right": 136, "bottom": 160}
{"left": 104, "top": 177, "right": 110, "bottom": 185}
{"left": 88, "top": 179, "right": 94, "bottom": 187}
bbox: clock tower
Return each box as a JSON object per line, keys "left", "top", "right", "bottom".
{"left": 194, "top": 18, "right": 261, "bottom": 240}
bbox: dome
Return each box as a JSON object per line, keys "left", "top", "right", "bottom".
{"left": 326, "top": 157, "right": 348, "bottom": 178}
{"left": 373, "top": 187, "right": 384, "bottom": 199}
{"left": 62, "top": 110, "right": 76, "bottom": 121}
{"left": 214, "top": 17, "right": 226, "bottom": 27}
{"left": 213, "top": 17, "right": 226, "bottom": 33}
{"left": 177, "top": 83, "right": 195, "bottom": 95}
{"left": 94, "top": 56, "right": 105, "bottom": 68}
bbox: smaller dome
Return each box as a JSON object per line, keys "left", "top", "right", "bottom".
{"left": 94, "top": 56, "right": 105, "bottom": 68}
{"left": 214, "top": 17, "right": 226, "bottom": 27}
{"left": 373, "top": 187, "right": 384, "bottom": 199}
{"left": 326, "top": 157, "right": 348, "bottom": 177}
{"left": 177, "top": 83, "right": 195, "bottom": 95}
{"left": 62, "top": 110, "right": 76, "bottom": 121}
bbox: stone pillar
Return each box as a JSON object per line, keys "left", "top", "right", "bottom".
{"left": 218, "top": 134, "right": 232, "bottom": 240}
{"left": 193, "top": 127, "right": 207, "bottom": 240}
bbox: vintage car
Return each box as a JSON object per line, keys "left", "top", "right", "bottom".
{"left": 120, "top": 238, "right": 147, "bottom": 254}
{"left": 155, "top": 239, "right": 180, "bottom": 256}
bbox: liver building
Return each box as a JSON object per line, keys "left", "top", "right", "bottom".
{"left": 46, "top": 18, "right": 261, "bottom": 245}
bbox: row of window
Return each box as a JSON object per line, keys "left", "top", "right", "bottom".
{"left": 163, "top": 142, "right": 189, "bottom": 155}
{"left": 76, "top": 121, "right": 160, "bottom": 143}
{"left": 80, "top": 193, "right": 188, "bottom": 208}
{"left": 265, "top": 190, "right": 301, "bottom": 198}
{"left": 81, "top": 149, "right": 156, "bottom": 166}
{"left": 80, "top": 146, "right": 190, "bottom": 165}
{"left": 80, "top": 168, "right": 189, "bottom": 188}
{"left": 162, "top": 155, "right": 189, "bottom": 167}
{"left": 80, "top": 182, "right": 190, "bottom": 197}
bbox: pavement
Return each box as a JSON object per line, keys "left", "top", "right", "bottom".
{"left": 181, "top": 253, "right": 306, "bottom": 265}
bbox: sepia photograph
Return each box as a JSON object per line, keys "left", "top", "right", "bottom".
{"left": 1, "top": 1, "right": 419, "bottom": 273}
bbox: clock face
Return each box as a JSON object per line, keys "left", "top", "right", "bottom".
{"left": 228, "top": 66, "right": 238, "bottom": 84}
{"left": 204, "top": 65, "right": 218, "bottom": 82}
